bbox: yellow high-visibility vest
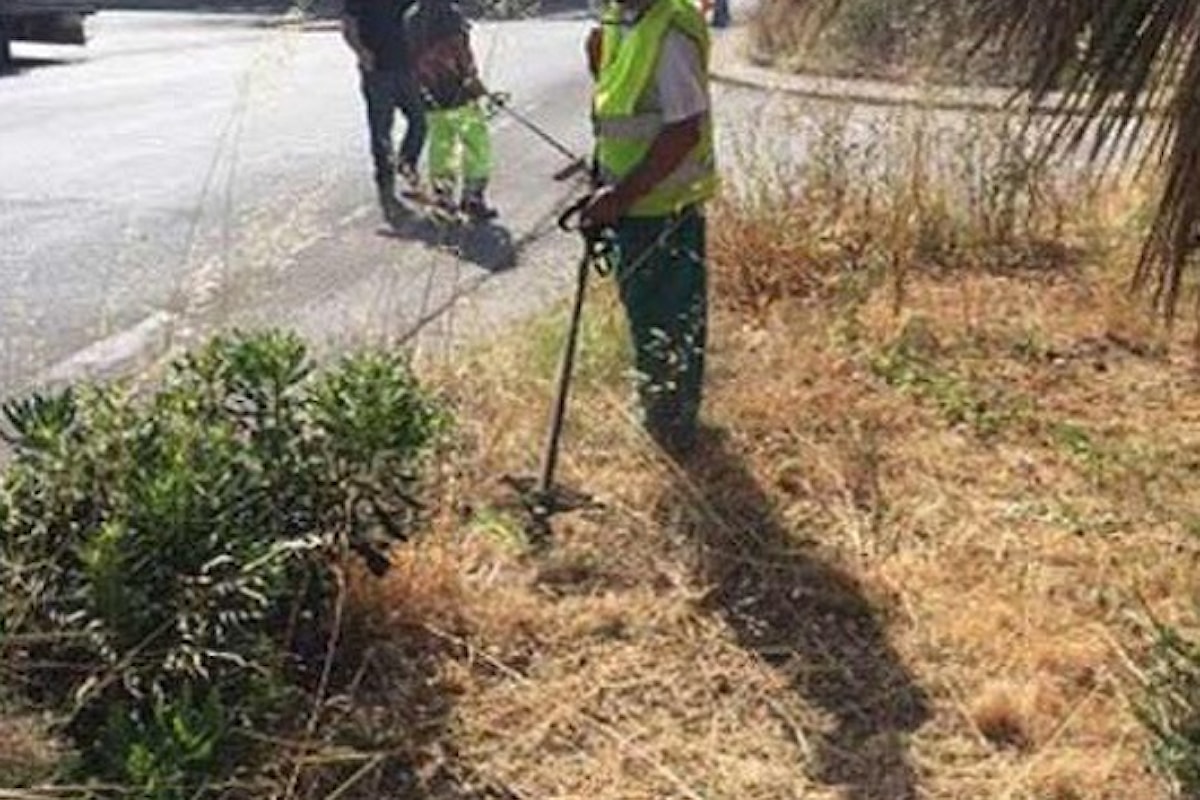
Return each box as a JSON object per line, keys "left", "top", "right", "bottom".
{"left": 594, "top": 0, "right": 718, "bottom": 217}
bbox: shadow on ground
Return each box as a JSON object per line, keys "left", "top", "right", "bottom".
{"left": 664, "top": 428, "right": 931, "bottom": 800}
{"left": 379, "top": 207, "right": 517, "bottom": 273}
{"left": 0, "top": 56, "right": 79, "bottom": 76}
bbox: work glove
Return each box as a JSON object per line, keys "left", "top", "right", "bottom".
{"left": 462, "top": 74, "right": 489, "bottom": 102}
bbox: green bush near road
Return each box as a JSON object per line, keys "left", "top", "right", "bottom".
{"left": 0, "top": 331, "right": 447, "bottom": 797}
{"left": 1139, "top": 616, "right": 1200, "bottom": 798}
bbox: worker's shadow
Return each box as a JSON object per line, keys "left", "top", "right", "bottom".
{"left": 663, "top": 428, "right": 930, "bottom": 800}
{"left": 380, "top": 206, "right": 517, "bottom": 273}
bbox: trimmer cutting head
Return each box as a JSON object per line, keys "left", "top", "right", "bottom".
{"left": 500, "top": 475, "right": 598, "bottom": 546}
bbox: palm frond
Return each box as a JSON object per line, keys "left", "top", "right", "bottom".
{"left": 976, "top": 0, "right": 1200, "bottom": 323}
{"left": 798, "top": 0, "right": 1200, "bottom": 323}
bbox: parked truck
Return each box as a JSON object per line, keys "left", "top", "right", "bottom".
{"left": 0, "top": 0, "right": 96, "bottom": 69}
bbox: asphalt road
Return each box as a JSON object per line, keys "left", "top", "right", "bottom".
{"left": 0, "top": 9, "right": 597, "bottom": 396}
{"left": 1, "top": 4, "right": 1067, "bottom": 401}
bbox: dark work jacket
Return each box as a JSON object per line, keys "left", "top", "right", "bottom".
{"left": 409, "top": 2, "right": 483, "bottom": 109}
{"left": 344, "top": 0, "right": 416, "bottom": 72}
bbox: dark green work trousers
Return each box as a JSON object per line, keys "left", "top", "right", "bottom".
{"left": 612, "top": 206, "right": 707, "bottom": 449}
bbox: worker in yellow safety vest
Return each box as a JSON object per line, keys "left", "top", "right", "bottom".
{"left": 582, "top": 0, "right": 718, "bottom": 455}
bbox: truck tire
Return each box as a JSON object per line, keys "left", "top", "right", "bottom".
{"left": 0, "top": 27, "right": 11, "bottom": 72}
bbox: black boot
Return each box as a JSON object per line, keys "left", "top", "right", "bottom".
{"left": 377, "top": 180, "right": 404, "bottom": 224}
{"left": 461, "top": 180, "right": 498, "bottom": 222}
{"left": 397, "top": 159, "right": 421, "bottom": 194}
{"left": 430, "top": 179, "right": 461, "bottom": 222}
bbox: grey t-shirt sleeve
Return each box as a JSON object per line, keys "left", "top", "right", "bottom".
{"left": 655, "top": 30, "right": 709, "bottom": 123}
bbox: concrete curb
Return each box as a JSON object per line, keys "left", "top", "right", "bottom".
{"left": 218, "top": 12, "right": 1136, "bottom": 120}
{"left": 257, "top": 12, "right": 340, "bottom": 29}
{"left": 263, "top": 16, "right": 1036, "bottom": 115}
{"left": 708, "top": 26, "right": 1083, "bottom": 117}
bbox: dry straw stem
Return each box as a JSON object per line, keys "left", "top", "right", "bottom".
{"left": 282, "top": 566, "right": 348, "bottom": 800}
{"left": 0, "top": 790, "right": 120, "bottom": 799}
{"left": 361, "top": 144, "right": 1200, "bottom": 797}
{"left": 424, "top": 623, "right": 709, "bottom": 800}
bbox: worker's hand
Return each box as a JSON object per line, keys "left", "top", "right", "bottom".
{"left": 357, "top": 49, "right": 376, "bottom": 72}
{"left": 580, "top": 186, "right": 627, "bottom": 229}
{"left": 480, "top": 91, "right": 508, "bottom": 119}
{"left": 464, "top": 75, "right": 488, "bottom": 100}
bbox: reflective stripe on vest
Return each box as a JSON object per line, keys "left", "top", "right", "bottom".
{"left": 594, "top": 0, "right": 717, "bottom": 217}
{"left": 596, "top": 157, "right": 713, "bottom": 196}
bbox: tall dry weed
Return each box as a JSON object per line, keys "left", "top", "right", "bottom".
{"left": 750, "top": 0, "right": 1032, "bottom": 85}
{"left": 714, "top": 104, "right": 1117, "bottom": 324}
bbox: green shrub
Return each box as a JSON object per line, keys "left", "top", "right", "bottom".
{"left": 1138, "top": 618, "right": 1200, "bottom": 798}
{"left": 0, "top": 330, "right": 447, "bottom": 795}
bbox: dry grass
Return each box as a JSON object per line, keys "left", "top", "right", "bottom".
{"left": 362, "top": 253, "right": 1200, "bottom": 797}
{"left": 5, "top": 114, "right": 1198, "bottom": 800}
{"left": 0, "top": 716, "right": 61, "bottom": 787}
{"left": 321, "top": 129, "right": 1200, "bottom": 799}
{"left": 748, "top": 0, "right": 1030, "bottom": 87}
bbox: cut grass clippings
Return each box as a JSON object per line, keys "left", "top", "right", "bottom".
{"left": 329, "top": 176, "right": 1200, "bottom": 798}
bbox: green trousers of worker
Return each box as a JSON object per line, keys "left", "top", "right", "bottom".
{"left": 612, "top": 207, "right": 707, "bottom": 448}
{"left": 427, "top": 102, "right": 492, "bottom": 194}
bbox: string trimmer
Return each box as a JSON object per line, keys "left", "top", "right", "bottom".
{"left": 503, "top": 195, "right": 611, "bottom": 544}
{"left": 487, "top": 92, "right": 590, "bottom": 183}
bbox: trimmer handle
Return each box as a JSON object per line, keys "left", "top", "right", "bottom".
{"left": 557, "top": 194, "right": 593, "bottom": 233}
{"left": 559, "top": 195, "right": 615, "bottom": 272}
{"left": 553, "top": 158, "right": 590, "bottom": 183}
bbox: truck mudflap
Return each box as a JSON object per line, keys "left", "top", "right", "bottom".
{"left": 1, "top": 1, "right": 96, "bottom": 49}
